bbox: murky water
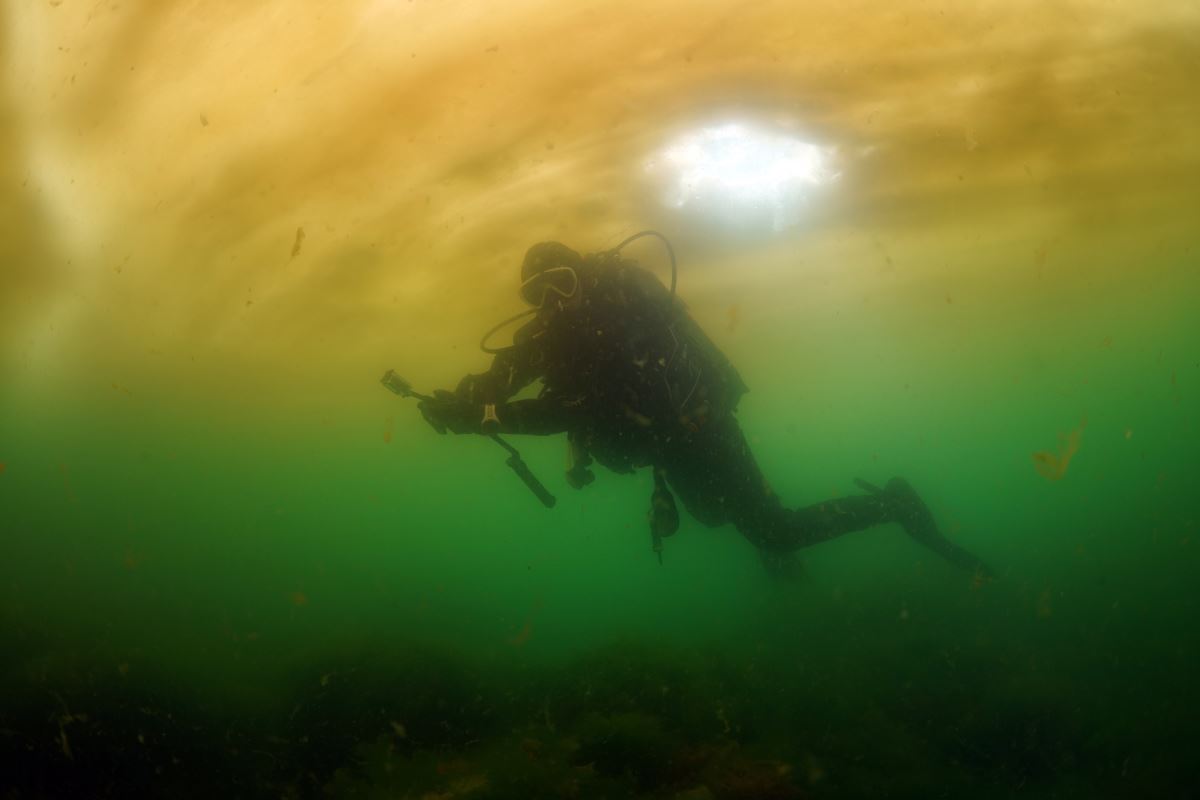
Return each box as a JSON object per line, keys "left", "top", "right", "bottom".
{"left": 2, "top": 2, "right": 1198, "bottom": 797}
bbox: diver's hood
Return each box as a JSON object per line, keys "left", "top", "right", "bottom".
{"left": 519, "top": 241, "right": 584, "bottom": 307}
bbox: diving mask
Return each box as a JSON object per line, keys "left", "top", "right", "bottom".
{"left": 519, "top": 265, "right": 579, "bottom": 307}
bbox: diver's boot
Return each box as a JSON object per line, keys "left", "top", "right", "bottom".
{"left": 884, "top": 477, "right": 996, "bottom": 579}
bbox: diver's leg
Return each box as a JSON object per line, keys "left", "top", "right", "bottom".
{"left": 657, "top": 415, "right": 776, "bottom": 529}
{"left": 659, "top": 417, "right": 992, "bottom": 576}
{"left": 657, "top": 416, "right": 805, "bottom": 578}
{"left": 782, "top": 479, "right": 994, "bottom": 576}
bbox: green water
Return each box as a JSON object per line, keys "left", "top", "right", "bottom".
{"left": 2, "top": 256, "right": 1197, "bottom": 798}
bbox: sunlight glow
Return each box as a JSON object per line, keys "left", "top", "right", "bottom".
{"left": 647, "top": 123, "right": 839, "bottom": 230}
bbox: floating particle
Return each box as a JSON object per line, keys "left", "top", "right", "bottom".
{"left": 58, "top": 723, "right": 72, "bottom": 760}
{"left": 290, "top": 226, "right": 305, "bottom": 259}
{"left": 390, "top": 720, "right": 407, "bottom": 737}
{"left": 1100, "top": 336, "right": 1113, "bottom": 349}
{"left": 1124, "top": 429, "right": 1133, "bottom": 439}
{"left": 727, "top": 303, "right": 741, "bottom": 333}
{"left": 1037, "top": 588, "right": 1053, "bottom": 618}
{"left": 290, "top": 591, "right": 308, "bottom": 606}
{"left": 200, "top": 113, "right": 209, "bottom": 127}
{"left": 59, "top": 463, "right": 77, "bottom": 503}
{"left": 450, "top": 775, "right": 489, "bottom": 794}
{"left": 507, "top": 620, "right": 532, "bottom": 646}
{"left": 0, "top": 461, "right": 5, "bottom": 475}
{"left": 1034, "top": 242, "right": 1049, "bottom": 267}
{"left": 804, "top": 755, "right": 826, "bottom": 784}
{"left": 383, "top": 430, "right": 392, "bottom": 444}
{"left": 1032, "top": 418, "right": 1086, "bottom": 481}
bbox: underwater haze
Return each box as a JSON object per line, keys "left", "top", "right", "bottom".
{"left": 2, "top": 1, "right": 1199, "bottom": 797}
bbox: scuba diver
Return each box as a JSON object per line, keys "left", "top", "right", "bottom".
{"left": 383, "top": 233, "right": 993, "bottom": 580}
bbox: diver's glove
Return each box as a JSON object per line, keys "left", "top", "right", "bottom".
{"left": 417, "top": 390, "right": 480, "bottom": 435}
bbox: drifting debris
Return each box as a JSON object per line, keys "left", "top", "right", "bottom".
{"left": 507, "top": 621, "right": 532, "bottom": 647}
{"left": 291, "top": 227, "right": 306, "bottom": 259}
{"left": 1032, "top": 418, "right": 1086, "bottom": 481}
{"left": 59, "top": 462, "right": 77, "bottom": 503}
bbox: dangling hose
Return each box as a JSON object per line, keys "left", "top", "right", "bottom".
{"left": 479, "top": 308, "right": 537, "bottom": 355}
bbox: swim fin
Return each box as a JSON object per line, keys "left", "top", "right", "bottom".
{"left": 859, "top": 476, "right": 996, "bottom": 579}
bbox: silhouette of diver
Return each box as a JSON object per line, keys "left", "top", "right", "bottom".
{"left": 407, "top": 236, "right": 993, "bottom": 579}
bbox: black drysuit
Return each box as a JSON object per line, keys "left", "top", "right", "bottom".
{"left": 447, "top": 254, "right": 990, "bottom": 573}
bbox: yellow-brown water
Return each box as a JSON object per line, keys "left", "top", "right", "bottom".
{"left": 2, "top": 2, "right": 1197, "bottom": 797}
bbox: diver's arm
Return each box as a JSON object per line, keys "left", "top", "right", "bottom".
{"left": 420, "top": 395, "right": 574, "bottom": 436}
{"left": 485, "top": 398, "right": 577, "bottom": 435}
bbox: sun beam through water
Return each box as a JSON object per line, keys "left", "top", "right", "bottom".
{"left": 647, "top": 122, "right": 839, "bottom": 231}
